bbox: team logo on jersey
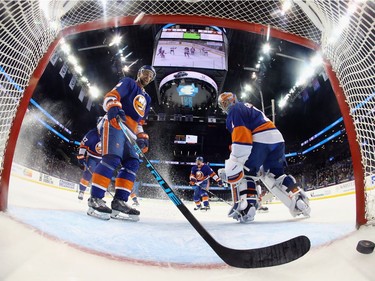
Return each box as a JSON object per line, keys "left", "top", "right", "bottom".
{"left": 196, "top": 171, "right": 204, "bottom": 181}
{"left": 133, "top": 94, "right": 147, "bottom": 117}
{"left": 95, "top": 142, "right": 102, "bottom": 154}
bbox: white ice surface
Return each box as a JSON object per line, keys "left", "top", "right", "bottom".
{"left": 1, "top": 176, "right": 374, "bottom": 280}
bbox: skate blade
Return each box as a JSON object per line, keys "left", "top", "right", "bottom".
{"left": 110, "top": 210, "right": 140, "bottom": 222}
{"left": 87, "top": 208, "right": 111, "bottom": 220}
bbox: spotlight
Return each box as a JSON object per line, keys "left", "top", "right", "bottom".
{"left": 244, "top": 84, "right": 252, "bottom": 92}
{"left": 109, "top": 35, "right": 122, "bottom": 47}
{"left": 262, "top": 43, "right": 271, "bottom": 54}
{"left": 89, "top": 85, "right": 100, "bottom": 98}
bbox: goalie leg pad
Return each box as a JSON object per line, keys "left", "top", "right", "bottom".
{"left": 228, "top": 177, "right": 258, "bottom": 223}
{"left": 261, "top": 174, "right": 310, "bottom": 217}
{"left": 224, "top": 158, "right": 244, "bottom": 184}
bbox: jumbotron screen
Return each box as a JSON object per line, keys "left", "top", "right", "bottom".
{"left": 174, "top": 134, "right": 198, "bottom": 144}
{"left": 153, "top": 28, "right": 227, "bottom": 70}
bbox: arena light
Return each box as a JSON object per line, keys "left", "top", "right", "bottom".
{"left": 123, "top": 65, "right": 130, "bottom": 72}
{"left": 262, "top": 42, "right": 271, "bottom": 54}
{"left": 278, "top": 94, "right": 290, "bottom": 109}
{"left": 251, "top": 72, "right": 257, "bottom": 80}
{"left": 109, "top": 35, "right": 121, "bottom": 47}
{"left": 74, "top": 65, "right": 82, "bottom": 75}
{"left": 67, "top": 55, "right": 78, "bottom": 66}
{"left": 310, "top": 52, "right": 323, "bottom": 67}
{"left": 60, "top": 41, "right": 71, "bottom": 55}
{"left": 89, "top": 85, "right": 100, "bottom": 98}
{"left": 295, "top": 64, "right": 314, "bottom": 87}
{"left": 124, "top": 52, "right": 133, "bottom": 59}
{"left": 81, "top": 76, "right": 88, "bottom": 83}
{"left": 244, "top": 84, "right": 252, "bottom": 92}
{"left": 241, "top": 92, "right": 248, "bottom": 99}
{"left": 281, "top": 0, "right": 293, "bottom": 15}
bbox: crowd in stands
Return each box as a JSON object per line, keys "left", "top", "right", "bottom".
{"left": 289, "top": 158, "right": 354, "bottom": 191}
{"left": 14, "top": 138, "right": 355, "bottom": 197}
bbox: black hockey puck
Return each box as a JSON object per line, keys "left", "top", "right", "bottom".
{"left": 356, "top": 240, "right": 375, "bottom": 254}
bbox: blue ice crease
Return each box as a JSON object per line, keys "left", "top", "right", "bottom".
{"left": 8, "top": 206, "right": 355, "bottom": 265}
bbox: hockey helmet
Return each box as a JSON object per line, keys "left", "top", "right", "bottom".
{"left": 138, "top": 65, "right": 156, "bottom": 81}
{"left": 218, "top": 92, "right": 237, "bottom": 114}
{"left": 196, "top": 156, "right": 204, "bottom": 164}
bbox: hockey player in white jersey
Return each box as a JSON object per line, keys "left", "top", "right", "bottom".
{"left": 217, "top": 92, "right": 310, "bottom": 223}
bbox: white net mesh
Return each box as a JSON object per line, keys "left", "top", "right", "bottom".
{"left": 0, "top": 0, "right": 374, "bottom": 223}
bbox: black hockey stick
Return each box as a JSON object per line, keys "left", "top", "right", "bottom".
{"left": 194, "top": 179, "right": 233, "bottom": 206}
{"left": 206, "top": 189, "right": 233, "bottom": 206}
{"left": 117, "top": 117, "right": 311, "bottom": 268}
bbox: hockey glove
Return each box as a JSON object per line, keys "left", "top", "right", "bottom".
{"left": 217, "top": 179, "right": 223, "bottom": 186}
{"left": 136, "top": 132, "right": 149, "bottom": 153}
{"left": 107, "top": 100, "right": 125, "bottom": 129}
{"left": 77, "top": 154, "right": 86, "bottom": 170}
{"left": 189, "top": 178, "right": 197, "bottom": 186}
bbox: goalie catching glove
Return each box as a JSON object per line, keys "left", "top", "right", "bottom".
{"left": 136, "top": 132, "right": 149, "bottom": 153}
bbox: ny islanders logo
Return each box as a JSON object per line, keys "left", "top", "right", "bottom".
{"left": 196, "top": 171, "right": 204, "bottom": 181}
{"left": 133, "top": 95, "right": 147, "bottom": 117}
{"left": 95, "top": 142, "right": 102, "bottom": 154}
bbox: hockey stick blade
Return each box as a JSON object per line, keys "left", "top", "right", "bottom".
{"left": 117, "top": 118, "right": 311, "bottom": 268}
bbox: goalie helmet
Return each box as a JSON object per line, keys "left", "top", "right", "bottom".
{"left": 138, "top": 65, "right": 156, "bottom": 81}
{"left": 218, "top": 92, "right": 237, "bottom": 114}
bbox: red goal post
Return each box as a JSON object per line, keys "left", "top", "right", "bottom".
{"left": 0, "top": 1, "right": 373, "bottom": 227}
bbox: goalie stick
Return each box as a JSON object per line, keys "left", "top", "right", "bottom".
{"left": 117, "top": 117, "right": 311, "bottom": 268}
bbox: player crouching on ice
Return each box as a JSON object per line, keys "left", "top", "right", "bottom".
{"left": 189, "top": 156, "right": 223, "bottom": 211}
{"left": 217, "top": 92, "right": 310, "bottom": 223}
{"left": 87, "top": 65, "right": 155, "bottom": 221}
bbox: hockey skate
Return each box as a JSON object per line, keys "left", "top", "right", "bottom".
{"left": 78, "top": 190, "right": 84, "bottom": 200}
{"left": 132, "top": 199, "right": 140, "bottom": 206}
{"left": 257, "top": 206, "right": 269, "bottom": 213}
{"left": 111, "top": 198, "right": 140, "bottom": 222}
{"left": 201, "top": 205, "right": 210, "bottom": 211}
{"left": 194, "top": 205, "right": 202, "bottom": 211}
{"left": 87, "top": 197, "right": 112, "bottom": 220}
{"left": 228, "top": 200, "right": 257, "bottom": 223}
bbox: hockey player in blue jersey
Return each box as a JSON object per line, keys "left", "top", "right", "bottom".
{"left": 88, "top": 65, "right": 155, "bottom": 221}
{"left": 76, "top": 119, "right": 103, "bottom": 200}
{"left": 217, "top": 92, "right": 310, "bottom": 223}
{"left": 189, "top": 156, "right": 223, "bottom": 211}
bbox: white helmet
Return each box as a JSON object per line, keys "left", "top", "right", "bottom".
{"left": 218, "top": 92, "right": 237, "bottom": 114}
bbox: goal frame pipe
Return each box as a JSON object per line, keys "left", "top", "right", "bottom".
{"left": 0, "top": 14, "right": 366, "bottom": 226}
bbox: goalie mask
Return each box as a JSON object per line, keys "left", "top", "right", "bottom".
{"left": 218, "top": 92, "right": 237, "bottom": 114}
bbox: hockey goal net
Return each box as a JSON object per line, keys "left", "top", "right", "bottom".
{"left": 0, "top": 1, "right": 374, "bottom": 226}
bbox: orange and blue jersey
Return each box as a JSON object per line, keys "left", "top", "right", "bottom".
{"left": 78, "top": 128, "right": 102, "bottom": 192}
{"left": 78, "top": 128, "right": 102, "bottom": 159}
{"left": 190, "top": 164, "right": 220, "bottom": 188}
{"left": 226, "top": 102, "right": 284, "bottom": 162}
{"left": 103, "top": 77, "right": 151, "bottom": 137}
